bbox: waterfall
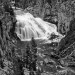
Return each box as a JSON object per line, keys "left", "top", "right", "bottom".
{"left": 15, "top": 12, "right": 63, "bottom": 41}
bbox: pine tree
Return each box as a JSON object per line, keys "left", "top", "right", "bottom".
{"left": 31, "top": 37, "right": 37, "bottom": 71}
{"left": 0, "top": 51, "right": 4, "bottom": 69}
{"left": 26, "top": 43, "right": 32, "bottom": 69}
{"left": 31, "top": 37, "right": 37, "bottom": 49}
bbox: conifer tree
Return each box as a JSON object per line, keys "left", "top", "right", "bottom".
{"left": 26, "top": 43, "right": 32, "bottom": 69}
{"left": 31, "top": 37, "right": 37, "bottom": 71}
{"left": 0, "top": 51, "right": 4, "bottom": 69}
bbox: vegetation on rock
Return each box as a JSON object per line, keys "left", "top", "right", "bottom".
{"left": 0, "top": 0, "right": 75, "bottom": 75}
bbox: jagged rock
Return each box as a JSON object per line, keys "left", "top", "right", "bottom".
{"left": 57, "top": 18, "right": 75, "bottom": 55}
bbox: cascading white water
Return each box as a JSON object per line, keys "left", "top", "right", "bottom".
{"left": 15, "top": 12, "right": 63, "bottom": 41}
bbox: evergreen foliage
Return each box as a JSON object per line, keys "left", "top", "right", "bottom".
{"left": 30, "top": 37, "right": 37, "bottom": 71}
{"left": 0, "top": 0, "right": 75, "bottom": 75}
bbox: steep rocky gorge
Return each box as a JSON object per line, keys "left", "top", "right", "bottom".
{"left": 0, "top": 0, "right": 75, "bottom": 75}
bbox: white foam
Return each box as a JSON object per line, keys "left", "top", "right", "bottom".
{"left": 15, "top": 13, "right": 63, "bottom": 41}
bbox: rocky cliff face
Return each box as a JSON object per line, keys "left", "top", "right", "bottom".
{"left": 58, "top": 18, "right": 75, "bottom": 54}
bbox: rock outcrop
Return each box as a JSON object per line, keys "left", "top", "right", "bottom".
{"left": 58, "top": 18, "right": 75, "bottom": 55}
